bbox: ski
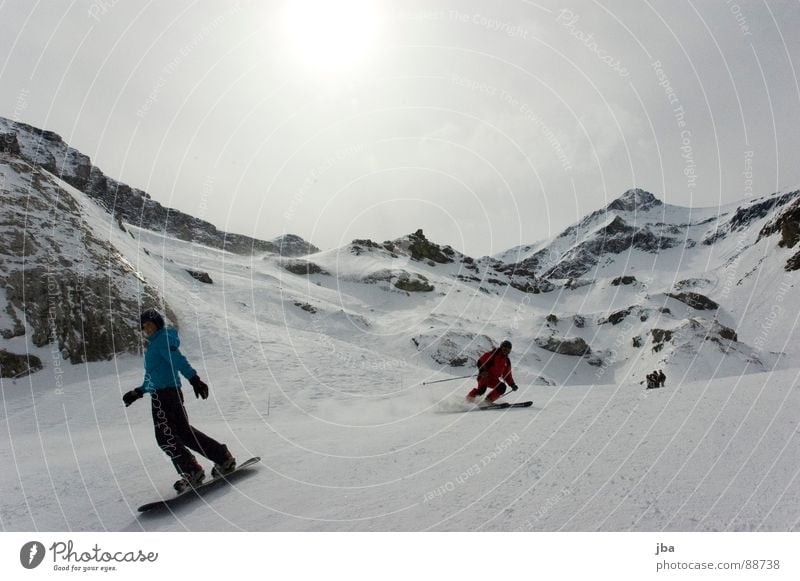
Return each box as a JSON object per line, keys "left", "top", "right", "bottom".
{"left": 138, "top": 456, "right": 261, "bottom": 512}
{"left": 476, "top": 401, "right": 533, "bottom": 411}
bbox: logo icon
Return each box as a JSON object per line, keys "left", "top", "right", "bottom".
{"left": 20, "top": 541, "right": 46, "bottom": 569}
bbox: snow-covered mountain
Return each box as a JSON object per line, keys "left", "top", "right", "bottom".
{"left": 0, "top": 116, "right": 318, "bottom": 256}
{"left": 0, "top": 117, "right": 318, "bottom": 375}
{"left": 1, "top": 119, "right": 799, "bottom": 532}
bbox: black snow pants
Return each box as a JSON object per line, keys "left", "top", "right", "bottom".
{"left": 150, "top": 387, "right": 228, "bottom": 475}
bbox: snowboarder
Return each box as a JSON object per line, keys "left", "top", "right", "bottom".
{"left": 646, "top": 372, "right": 657, "bottom": 389}
{"left": 466, "top": 340, "right": 519, "bottom": 406}
{"left": 658, "top": 369, "right": 666, "bottom": 387}
{"left": 122, "top": 309, "right": 236, "bottom": 492}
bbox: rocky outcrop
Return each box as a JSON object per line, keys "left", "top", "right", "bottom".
{"left": 362, "top": 269, "right": 434, "bottom": 292}
{"left": 186, "top": 270, "right": 213, "bottom": 284}
{"left": 606, "top": 188, "right": 663, "bottom": 212}
{"left": 544, "top": 216, "right": 680, "bottom": 279}
{"left": 605, "top": 308, "right": 632, "bottom": 325}
{"left": 611, "top": 275, "right": 637, "bottom": 286}
{"left": 535, "top": 335, "right": 591, "bottom": 356}
{"left": 393, "top": 273, "right": 434, "bottom": 292}
{"left": 1, "top": 156, "right": 165, "bottom": 366}
{"left": 405, "top": 229, "right": 455, "bottom": 264}
{"left": 650, "top": 328, "right": 673, "bottom": 352}
{"left": 786, "top": 250, "right": 800, "bottom": 272}
{"left": 667, "top": 292, "right": 719, "bottom": 311}
{"left": 283, "top": 260, "right": 328, "bottom": 276}
{"left": 0, "top": 132, "right": 20, "bottom": 155}
{"left": 0, "top": 349, "right": 42, "bottom": 378}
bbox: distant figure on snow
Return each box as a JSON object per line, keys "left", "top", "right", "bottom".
{"left": 658, "top": 369, "right": 666, "bottom": 387}
{"left": 122, "top": 309, "right": 236, "bottom": 492}
{"left": 466, "top": 340, "right": 519, "bottom": 406}
{"left": 646, "top": 372, "right": 657, "bottom": 389}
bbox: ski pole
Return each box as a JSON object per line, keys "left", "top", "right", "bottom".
{"left": 421, "top": 374, "right": 476, "bottom": 386}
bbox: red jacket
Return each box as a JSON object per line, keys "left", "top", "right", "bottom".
{"left": 477, "top": 349, "right": 515, "bottom": 385}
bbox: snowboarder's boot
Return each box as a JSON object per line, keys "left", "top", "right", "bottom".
{"left": 174, "top": 464, "right": 205, "bottom": 493}
{"left": 211, "top": 450, "right": 236, "bottom": 478}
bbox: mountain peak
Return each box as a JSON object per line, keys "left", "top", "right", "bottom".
{"left": 607, "top": 188, "right": 661, "bottom": 212}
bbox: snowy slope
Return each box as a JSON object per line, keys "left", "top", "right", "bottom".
{"left": 2, "top": 177, "right": 800, "bottom": 531}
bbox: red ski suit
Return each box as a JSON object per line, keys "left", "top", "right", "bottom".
{"left": 467, "top": 349, "right": 515, "bottom": 403}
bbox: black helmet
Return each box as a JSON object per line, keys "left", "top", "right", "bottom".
{"left": 500, "top": 340, "right": 512, "bottom": 350}
{"left": 140, "top": 308, "right": 165, "bottom": 330}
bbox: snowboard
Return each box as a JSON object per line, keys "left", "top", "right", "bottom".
{"left": 138, "top": 456, "right": 261, "bottom": 512}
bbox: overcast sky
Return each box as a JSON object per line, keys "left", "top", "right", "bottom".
{"left": 2, "top": 0, "right": 799, "bottom": 256}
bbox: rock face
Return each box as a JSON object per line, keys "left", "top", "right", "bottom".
{"left": 361, "top": 269, "right": 434, "bottom": 292}
{"left": 667, "top": 292, "right": 719, "bottom": 311}
{"left": 399, "top": 230, "right": 455, "bottom": 264}
{"left": 186, "top": 270, "right": 213, "bottom": 284}
{"left": 710, "top": 190, "right": 800, "bottom": 245}
{"left": 611, "top": 275, "right": 637, "bottom": 286}
{"left": 1, "top": 155, "right": 165, "bottom": 365}
{"left": 606, "top": 188, "right": 663, "bottom": 212}
{"left": 0, "top": 116, "right": 318, "bottom": 256}
{"left": 0, "top": 349, "right": 43, "bottom": 378}
{"left": 545, "top": 216, "right": 680, "bottom": 279}
{"left": 0, "top": 132, "right": 21, "bottom": 155}
{"left": 535, "top": 335, "right": 591, "bottom": 356}
{"left": 283, "top": 260, "right": 328, "bottom": 276}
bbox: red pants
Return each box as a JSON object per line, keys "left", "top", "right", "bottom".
{"left": 467, "top": 376, "right": 507, "bottom": 403}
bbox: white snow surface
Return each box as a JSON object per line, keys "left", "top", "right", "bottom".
{"left": 2, "top": 182, "right": 800, "bottom": 531}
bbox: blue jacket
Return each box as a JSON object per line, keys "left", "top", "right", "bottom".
{"left": 139, "top": 327, "right": 197, "bottom": 393}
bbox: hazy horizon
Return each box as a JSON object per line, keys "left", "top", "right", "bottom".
{"left": 2, "top": 0, "right": 799, "bottom": 256}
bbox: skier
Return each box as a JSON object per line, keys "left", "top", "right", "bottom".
{"left": 122, "top": 309, "right": 236, "bottom": 492}
{"left": 466, "top": 340, "right": 519, "bottom": 406}
{"left": 646, "top": 372, "right": 656, "bottom": 389}
{"left": 658, "top": 369, "right": 666, "bottom": 387}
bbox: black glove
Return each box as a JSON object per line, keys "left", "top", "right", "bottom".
{"left": 510, "top": 383, "right": 519, "bottom": 392}
{"left": 123, "top": 388, "right": 144, "bottom": 407}
{"left": 189, "top": 375, "right": 209, "bottom": 399}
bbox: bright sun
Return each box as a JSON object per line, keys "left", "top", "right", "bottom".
{"left": 284, "top": 0, "right": 380, "bottom": 73}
